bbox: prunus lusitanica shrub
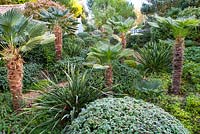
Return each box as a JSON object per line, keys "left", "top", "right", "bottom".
{"left": 67, "top": 97, "right": 189, "bottom": 134}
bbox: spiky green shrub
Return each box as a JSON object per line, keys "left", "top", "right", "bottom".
{"left": 136, "top": 41, "right": 172, "bottom": 73}
{"left": 47, "top": 57, "right": 85, "bottom": 81}
{"left": 63, "top": 37, "right": 85, "bottom": 57}
{"left": 67, "top": 97, "right": 189, "bottom": 134}
{"left": 22, "top": 65, "right": 102, "bottom": 133}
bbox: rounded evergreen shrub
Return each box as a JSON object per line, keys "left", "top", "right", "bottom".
{"left": 67, "top": 97, "right": 189, "bottom": 134}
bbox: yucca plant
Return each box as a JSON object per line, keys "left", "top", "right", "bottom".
{"left": 0, "top": 9, "right": 55, "bottom": 110}
{"left": 39, "top": 6, "right": 79, "bottom": 60}
{"left": 107, "top": 16, "right": 134, "bottom": 49}
{"left": 149, "top": 16, "right": 200, "bottom": 94}
{"left": 136, "top": 41, "right": 172, "bottom": 73}
{"left": 87, "top": 41, "right": 134, "bottom": 90}
{"left": 22, "top": 64, "right": 102, "bottom": 133}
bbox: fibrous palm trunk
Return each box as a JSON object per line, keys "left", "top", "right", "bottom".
{"left": 53, "top": 24, "right": 63, "bottom": 60}
{"left": 6, "top": 53, "right": 24, "bottom": 110}
{"left": 172, "top": 37, "right": 184, "bottom": 95}
{"left": 120, "top": 33, "right": 127, "bottom": 63}
{"left": 105, "top": 65, "right": 113, "bottom": 90}
{"left": 121, "top": 33, "right": 126, "bottom": 49}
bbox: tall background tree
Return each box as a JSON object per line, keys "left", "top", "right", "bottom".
{"left": 89, "top": 0, "right": 136, "bottom": 29}
{"left": 0, "top": 9, "right": 55, "bottom": 110}
{"left": 141, "top": 0, "right": 200, "bottom": 16}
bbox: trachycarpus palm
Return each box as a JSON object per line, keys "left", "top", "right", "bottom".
{"left": 0, "top": 9, "right": 55, "bottom": 110}
{"left": 39, "top": 7, "right": 78, "bottom": 60}
{"left": 149, "top": 16, "right": 200, "bottom": 95}
{"left": 107, "top": 16, "right": 134, "bottom": 49}
{"left": 87, "top": 41, "right": 133, "bottom": 90}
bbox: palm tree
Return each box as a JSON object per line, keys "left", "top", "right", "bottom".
{"left": 87, "top": 41, "right": 133, "bottom": 90}
{"left": 149, "top": 16, "right": 200, "bottom": 95}
{"left": 107, "top": 16, "right": 134, "bottom": 49}
{"left": 0, "top": 9, "right": 55, "bottom": 110}
{"left": 39, "top": 7, "right": 78, "bottom": 60}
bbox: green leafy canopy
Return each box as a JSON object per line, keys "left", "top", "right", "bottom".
{"left": 86, "top": 41, "right": 134, "bottom": 68}
{"left": 0, "top": 9, "right": 55, "bottom": 59}
{"left": 149, "top": 15, "right": 200, "bottom": 38}
{"left": 107, "top": 16, "right": 135, "bottom": 33}
{"left": 39, "top": 7, "right": 79, "bottom": 34}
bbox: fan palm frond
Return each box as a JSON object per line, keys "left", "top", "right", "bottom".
{"left": 0, "top": 9, "right": 55, "bottom": 59}
{"left": 149, "top": 15, "right": 200, "bottom": 38}
{"left": 39, "top": 6, "right": 78, "bottom": 34}
{"left": 87, "top": 41, "right": 134, "bottom": 66}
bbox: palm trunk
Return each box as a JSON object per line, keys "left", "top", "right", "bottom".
{"left": 120, "top": 33, "right": 127, "bottom": 63}
{"left": 6, "top": 54, "right": 24, "bottom": 110}
{"left": 121, "top": 33, "right": 126, "bottom": 49}
{"left": 105, "top": 65, "right": 113, "bottom": 90}
{"left": 171, "top": 37, "right": 184, "bottom": 95}
{"left": 53, "top": 24, "right": 63, "bottom": 61}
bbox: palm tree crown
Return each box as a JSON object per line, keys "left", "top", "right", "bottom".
{"left": 87, "top": 41, "right": 133, "bottom": 66}
{"left": 149, "top": 15, "right": 200, "bottom": 38}
{"left": 39, "top": 7, "right": 79, "bottom": 60}
{"left": 0, "top": 9, "right": 55, "bottom": 59}
{"left": 39, "top": 6, "right": 78, "bottom": 34}
{"left": 107, "top": 16, "right": 134, "bottom": 33}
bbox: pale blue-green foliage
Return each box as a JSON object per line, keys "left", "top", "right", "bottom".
{"left": 87, "top": 41, "right": 133, "bottom": 65}
{"left": 107, "top": 16, "right": 135, "bottom": 33}
{"left": 39, "top": 6, "right": 78, "bottom": 34}
{"left": 67, "top": 97, "right": 189, "bottom": 134}
{"left": 149, "top": 15, "right": 200, "bottom": 38}
{"left": 0, "top": 9, "right": 55, "bottom": 55}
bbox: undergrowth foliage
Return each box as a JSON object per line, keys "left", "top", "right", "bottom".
{"left": 0, "top": 93, "right": 28, "bottom": 133}
{"left": 0, "top": 63, "right": 42, "bottom": 92}
{"left": 22, "top": 64, "right": 102, "bottom": 133}
{"left": 136, "top": 41, "right": 172, "bottom": 73}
